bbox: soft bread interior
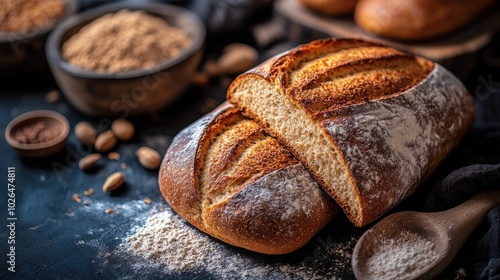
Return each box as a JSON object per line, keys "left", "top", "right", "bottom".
{"left": 229, "top": 76, "right": 361, "bottom": 223}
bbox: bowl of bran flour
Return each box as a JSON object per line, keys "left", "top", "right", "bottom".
{"left": 45, "top": 2, "right": 205, "bottom": 117}
{"left": 0, "top": 0, "right": 78, "bottom": 74}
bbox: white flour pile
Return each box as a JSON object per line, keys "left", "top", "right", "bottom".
{"left": 365, "top": 230, "right": 438, "bottom": 280}
{"left": 121, "top": 209, "right": 354, "bottom": 279}
{"left": 125, "top": 210, "right": 220, "bottom": 272}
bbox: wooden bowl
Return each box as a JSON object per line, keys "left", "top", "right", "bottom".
{"left": 45, "top": 2, "right": 206, "bottom": 117}
{"left": 5, "top": 110, "right": 70, "bottom": 158}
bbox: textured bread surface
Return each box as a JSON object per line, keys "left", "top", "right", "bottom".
{"left": 159, "top": 102, "right": 337, "bottom": 254}
{"left": 355, "top": 0, "right": 494, "bottom": 40}
{"left": 227, "top": 38, "right": 475, "bottom": 226}
{"left": 298, "top": 0, "right": 358, "bottom": 16}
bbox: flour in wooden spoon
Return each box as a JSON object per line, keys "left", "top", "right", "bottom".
{"left": 365, "top": 230, "right": 438, "bottom": 280}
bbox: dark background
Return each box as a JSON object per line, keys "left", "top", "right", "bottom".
{"left": 1, "top": 0, "right": 499, "bottom": 279}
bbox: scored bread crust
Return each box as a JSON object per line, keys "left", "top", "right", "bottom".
{"left": 227, "top": 38, "right": 475, "bottom": 227}
{"left": 159, "top": 102, "right": 338, "bottom": 254}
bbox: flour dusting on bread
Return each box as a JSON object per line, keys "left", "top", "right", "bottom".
{"left": 223, "top": 164, "right": 327, "bottom": 226}
{"left": 327, "top": 65, "right": 473, "bottom": 215}
{"left": 227, "top": 38, "right": 475, "bottom": 226}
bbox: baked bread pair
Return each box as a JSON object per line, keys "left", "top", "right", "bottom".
{"left": 298, "top": 0, "right": 494, "bottom": 40}
{"left": 160, "top": 38, "right": 475, "bottom": 254}
{"left": 355, "top": 0, "right": 494, "bottom": 40}
{"left": 298, "top": 0, "right": 358, "bottom": 16}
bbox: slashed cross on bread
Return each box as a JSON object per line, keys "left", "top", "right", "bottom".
{"left": 227, "top": 38, "right": 475, "bottom": 227}
{"left": 159, "top": 103, "right": 337, "bottom": 254}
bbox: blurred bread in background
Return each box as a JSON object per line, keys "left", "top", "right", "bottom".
{"left": 298, "top": 0, "right": 358, "bottom": 16}
{"left": 296, "top": 0, "right": 494, "bottom": 41}
{"left": 354, "top": 0, "right": 494, "bottom": 41}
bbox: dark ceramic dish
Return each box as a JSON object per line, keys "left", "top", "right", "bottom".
{"left": 45, "top": 2, "right": 206, "bottom": 117}
{"left": 5, "top": 110, "right": 70, "bottom": 158}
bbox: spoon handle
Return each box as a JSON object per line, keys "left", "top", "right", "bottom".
{"left": 432, "top": 189, "right": 500, "bottom": 247}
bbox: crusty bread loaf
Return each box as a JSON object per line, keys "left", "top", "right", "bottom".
{"left": 298, "top": 0, "right": 358, "bottom": 16}
{"left": 159, "top": 102, "right": 337, "bottom": 254}
{"left": 354, "top": 0, "right": 494, "bottom": 40}
{"left": 227, "top": 38, "right": 475, "bottom": 227}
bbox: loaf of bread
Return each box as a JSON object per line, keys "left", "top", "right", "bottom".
{"left": 298, "top": 0, "right": 358, "bottom": 16}
{"left": 354, "top": 0, "right": 493, "bottom": 40}
{"left": 227, "top": 38, "right": 475, "bottom": 227}
{"left": 159, "top": 102, "right": 337, "bottom": 254}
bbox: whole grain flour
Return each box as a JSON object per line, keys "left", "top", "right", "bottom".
{"left": 62, "top": 9, "right": 191, "bottom": 73}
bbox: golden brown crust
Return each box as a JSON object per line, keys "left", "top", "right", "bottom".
{"left": 267, "top": 39, "right": 434, "bottom": 110}
{"left": 354, "top": 0, "right": 494, "bottom": 40}
{"left": 200, "top": 111, "right": 298, "bottom": 199}
{"left": 298, "top": 0, "right": 358, "bottom": 16}
{"left": 159, "top": 102, "right": 337, "bottom": 254}
{"left": 227, "top": 38, "right": 475, "bottom": 226}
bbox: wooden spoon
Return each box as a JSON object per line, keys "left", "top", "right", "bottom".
{"left": 352, "top": 189, "right": 500, "bottom": 280}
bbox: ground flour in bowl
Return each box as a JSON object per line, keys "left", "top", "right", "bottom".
{"left": 62, "top": 9, "right": 191, "bottom": 73}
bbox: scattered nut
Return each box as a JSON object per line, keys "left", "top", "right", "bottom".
{"left": 111, "top": 119, "right": 135, "bottom": 141}
{"left": 192, "top": 72, "right": 210, "bottom": 87}
{"left": 73, "top": 194, "right": 81, "bottom": 204}
{"left": 217, "top": 43, "right": 258, "bottom": 75}
{"left": 95, "top": 131, "right": 117, "bottom": 152}
{"left": 74, "top": 121, "right": 97, "bottom": 146}
{"left": 120, "top": 162, "right": 127, "bottom": 169}
{"left": 108, "top": 151, "right": 121, "bottom": 161}
{"left": 143, "top": 197, "right": 152, "bottom": 204}
{"left": 102, "top": 172, "right": 125, "bottom": 193}
{"left": 83, "top": 188, "right": 95, "bottom": 196}
{"left": 83, "top": 201, "right": 89, "bottom": 206}
{"left": 203, "top": 59, "right": 221, "bottom": 77}
{"left": 104, "top": 209, "right": 114, "bottom": 214}
{"left": 135, "top": 146, "right": 161, "bottom": 170}
{"left": 45, "top": 89, "right": 60, "bottom": 103}
{"left": 78, "top": 153, "right": 102, "bottom": 171}
{"left": 115, "top": 204, "right": 121, "bottom": 209}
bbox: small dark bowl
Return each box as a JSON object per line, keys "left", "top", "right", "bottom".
{"left": 45, "top": 2, "right": 206, "bottom": 117}
{"left": 5, "top": 110, "right": 70, "bottom": 158}
{"left": 0, "top": 0, "right": 79, "bottom": 75}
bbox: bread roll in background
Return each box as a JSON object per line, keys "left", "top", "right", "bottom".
{"left": 298, "top": 0, "right": 358, "bottom": 16}
{"left": 159, "top": 102, "right": 337, "bottom": 255}
{"left": 227, "top": 38, "right": 475, "bottom": 227}
{"left": 354, "top": 0, "right": 494, "bottom": 40}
